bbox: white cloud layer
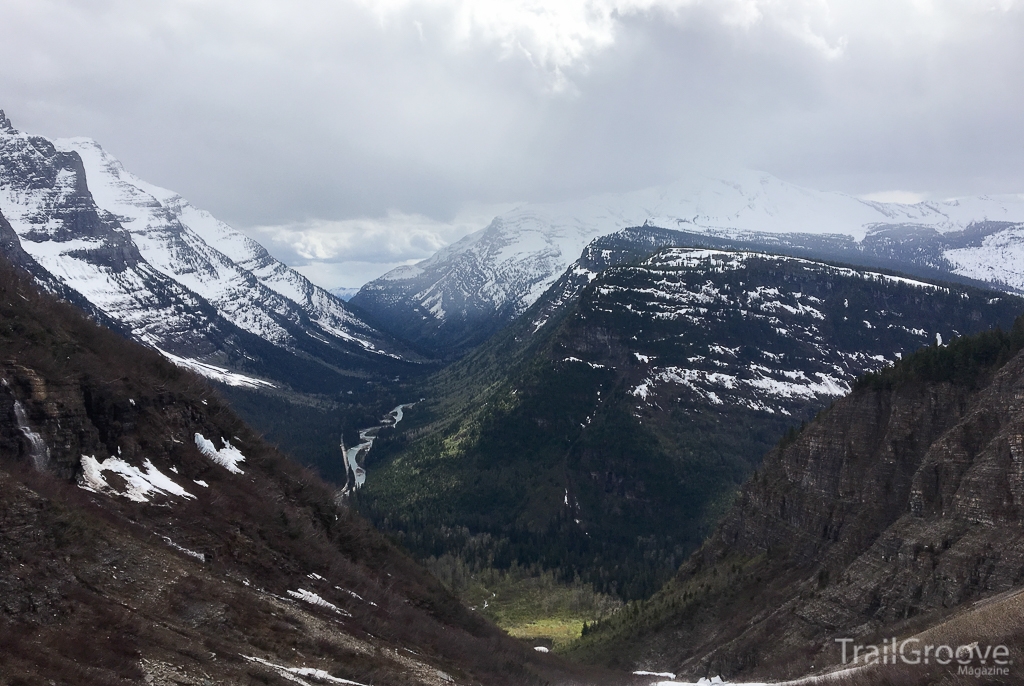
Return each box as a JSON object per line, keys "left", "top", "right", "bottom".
{"left": 250, "top": 205, "right": 515, "bottom": 287}
{"left": 2, "top": 0, "right": 1023, "bottom": 286}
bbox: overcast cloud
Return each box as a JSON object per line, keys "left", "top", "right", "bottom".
{"left": 2, "top": 0, "right": 1023, "bottom": 287}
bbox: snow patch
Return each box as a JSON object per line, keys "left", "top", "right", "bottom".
{"left": 161, "top": 536, "right": 205, "bottom": 561}
{"left": 335, "top": 587, "right": 378, "bottom": 607}
{"left": 78, "top": 455, "right": 195, "bottom": 503}
{"left": 243, "top": 656, "right": 368, "bottom": 686}
{"left": 563, "top": 356, "right": 609, "bottom": 369}
{"left": 194, "top": 433, "right": 246, "bottom": 474}
{"left": 157, "top": 348, "right": 275, "bottom": 388}
{"left": 287, "top": 589, "right": 352, "bottom": 617}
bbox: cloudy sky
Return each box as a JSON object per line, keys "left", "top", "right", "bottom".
{"left": 2, "top": 0, "right": 1023, "bottom": 288}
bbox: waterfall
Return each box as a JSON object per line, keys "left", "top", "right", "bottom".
{"left": 13, "top": 400, "right": 50, "bottom": 471}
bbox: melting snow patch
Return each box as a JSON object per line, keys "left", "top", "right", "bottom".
{"left": 335, "top": 587, "right": 378, "bottom": 607}
{"left": 631, "top": 380, "right": 652, "bottom": 400}
{"left": 161, "top": 536, "right": 205, "bottom": 561}
{"left": 79, "top": 456, "right": 195, "bottom": 503}
{"left": 287, "top": 589, "right": 352, "bottom": 617}
{"left": 563, "top": 356, "right": 609, "bottom": 369}
{"left": 243, "top": 656, "right": 368, "bottom": 685}
{"left": 534, "top": 646, "right": 549, "bottom": 653}
{"left": 634, "top": 671, "right": 676, "bottom": 679}
{"left": 193, "top": 479, "right": 209, "bottom": 487}
{"left": 157, "top": 348, "right": 276, "bottom": 389}
{"left": 194, "top": 433, "right": 245, "bottom": 474}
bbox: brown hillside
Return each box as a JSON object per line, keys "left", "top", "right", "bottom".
{"left": 0, "top": 246, "right": 628, "bottom": 686}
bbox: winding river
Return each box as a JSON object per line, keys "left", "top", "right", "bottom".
{"left": 341, "top": 403, "right": 414, "bottom": 493}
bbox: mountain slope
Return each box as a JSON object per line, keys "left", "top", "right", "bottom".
{"left": 0, "top": 251, "right": 624, "bottom": 686}
{"left": 352, "top": 173, "right": 1024, "bottom": 356}
{"left": 0, "top": 110, "right": 416, "bottom": 394}
{"left": 569, "top": 316, "right": 1024, "bottom": 684}
{"left": 360, "top": 248, "right": 1024, "bottom": 601}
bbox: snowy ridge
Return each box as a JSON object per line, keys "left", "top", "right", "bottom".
{"left": 583, "top": 248, "right": 1015, "bottom": 419}
{"left": 645, "top": 249, "right": 950, "bottom": 292}
{"left": 0, "top": 115, "right": 408, "bottom": 395}
{"left": 355, "top": 172, "right": 1024, "bottom": 350}
{"left": 943, "top": 223, "right": 1024, "bottom": 292}
{"left": 57, "top": 137, "right": 395, "bottom": 356}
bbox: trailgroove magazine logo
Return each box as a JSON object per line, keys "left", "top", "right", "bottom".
{"left": 836, "top": 638, "right": 1012, "bottom": 677}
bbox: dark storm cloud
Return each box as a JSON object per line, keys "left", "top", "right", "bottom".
{"left": 2, "top": 0, "right": 1022, "bottom": 287}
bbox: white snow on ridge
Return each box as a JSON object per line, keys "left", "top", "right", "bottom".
{"left": 646, "top": 249, "right": 949, "bottom": 293}
{"left": 79, "top": 455, "right": 195, "bottom": 503}
{"left": 194, "top": 433, "right": 246, "bottom": 474}
{"left": 55, "top": 138, "right": 294, "bottom": 346}
{"left": 56, "top": 138, "right": 391, "bottom": 355}
{"left": 944, "top": 224, "right": 1024, "bottom": 293}
{"left": 1, "top": 123, "right": 404, "bottom": 385}
{"left": 634, "top": 366, "right": 850, "bottom": 412}
{"left": 368, "top": 172, "right": 1024, "bottom": 326}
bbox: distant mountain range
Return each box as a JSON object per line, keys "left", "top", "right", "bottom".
{"left": 352, "top": 172, "right": 1024, "bottom": 356}
{"left": 330, "top": 286, "right": 361, "bottom": 301}
{"left": 0, "top": 110, "right": 417, "bottom": 394}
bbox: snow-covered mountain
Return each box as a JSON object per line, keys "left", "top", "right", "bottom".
{"left": 352, "top": 171, "right": 1024, "bottom": 355}
{"left": 0, "top": 110, "right": 413, "bottom": 392}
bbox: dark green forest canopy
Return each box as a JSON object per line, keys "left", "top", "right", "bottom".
{"left": 357, "top": 249, "right": 1024, "bottom": 601}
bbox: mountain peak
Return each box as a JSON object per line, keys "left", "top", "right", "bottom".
{"left": 0, "top": 110, "right": 14, "bottom": 133}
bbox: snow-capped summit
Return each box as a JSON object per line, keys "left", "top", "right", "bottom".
{"left": 58, "top": 137, "right": 389, "bottom": 356}
{"left": 0, "top": 114, "right": 412, "bottom": 392}
{"left": 352, "top": 172, "right": 1024, "bottom": 355}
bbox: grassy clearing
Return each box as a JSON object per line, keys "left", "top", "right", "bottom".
{"left": 506, "top": 618, "right": 586, "bottom": 647}
{"left": 426, "top": 555, "right": 622, "bottom": 650}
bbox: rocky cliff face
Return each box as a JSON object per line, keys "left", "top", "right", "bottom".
{"left": 0, "top": 254, "right": 618, "bottom": 686}
{"left": 570, "top": 318, "right": 1024, "bottom": 682}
